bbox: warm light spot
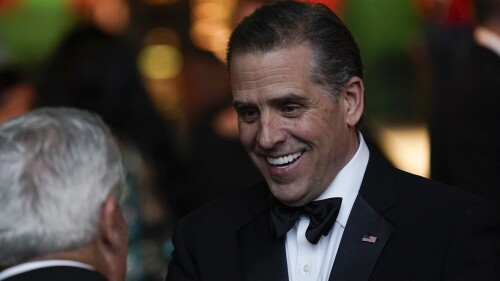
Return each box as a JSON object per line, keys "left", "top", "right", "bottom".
{"left": 191, "top": 18, "right": 227, "bottom": 37}
{"left": 190, "top": 18, "right": 228, "bottom": 51}
{"left": 192, "top": 2, "right": 229, "bottom": 20}
{"left": 138, "top": 44, "right": 183, "bottom": 80}
{"left": 189, "top": 0, "right": 236, "bottom": 61}
{"left": 208, "top": 27, "right": 230, "bottom": 50}
{"left": 90, "top": 0, "right": 130, "bottom": 35}
{"left": 377, "top": 125, "right": 430, "bottom": 178}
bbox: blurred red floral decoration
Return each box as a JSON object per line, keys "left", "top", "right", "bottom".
{"left": 415, "top": 0, "right": 474, "bottom": 25}
{"left": 299, "top": 0, "right": 344, "bottom": 14}
{"left": 0, "top": 0, "right": 19, "bottom": 12}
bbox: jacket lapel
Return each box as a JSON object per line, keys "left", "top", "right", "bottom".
{"left": 236, "top": 184, "right": 289, "bottom": 281}
{"left": 237, "top": 210, "right": 289, "bottom": 281}
{"left": 329, "top": 196, "right": 395, "bottom": 281}
{"left": 329, "top": 152, "right": 398, "bottom": 281}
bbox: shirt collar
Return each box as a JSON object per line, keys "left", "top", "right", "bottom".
{"left": 315, "top": 133, "right": 369, "bottom": 228}
{"left": 0, "top": 260, "right": 95, "bottom": 280}
{"left": 474, "top": 26, "right": 500, "bottom": 57}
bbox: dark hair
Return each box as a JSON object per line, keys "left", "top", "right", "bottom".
{"left": 226, "top": 0, "right": 363, "bottom": 99}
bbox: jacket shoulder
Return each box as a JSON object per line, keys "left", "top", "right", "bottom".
{"left": 175, "top": 182, "right": 270, "bottom": 232}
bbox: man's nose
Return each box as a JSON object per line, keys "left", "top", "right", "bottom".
{"left": 256, "top": 112, "right": 286, "bottom": 150}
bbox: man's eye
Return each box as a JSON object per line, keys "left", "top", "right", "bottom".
{"left": 238, "top": 109, "right": 259, "bottom": 122}
{"left": 281, "top": 105, "right": 302, "bottom": 116}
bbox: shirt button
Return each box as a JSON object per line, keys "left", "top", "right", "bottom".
{"left": 303, "top": 264, "right": 310, "bottom": 272}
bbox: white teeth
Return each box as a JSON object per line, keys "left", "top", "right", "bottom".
{"left": 267, "top": 152, "right": 302, "bottom": 166}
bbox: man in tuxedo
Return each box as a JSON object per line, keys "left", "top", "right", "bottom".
{"left": 0, "top": 108, "right": 128, "bottom": 281}
{"left": 166, "top": 1, "right": 500, "bottom": 281}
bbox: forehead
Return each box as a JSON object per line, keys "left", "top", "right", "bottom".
{"left": 230, "top": 45, "right": 314, "bottom": 94}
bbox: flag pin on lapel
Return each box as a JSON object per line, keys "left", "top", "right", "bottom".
{"left": 361, "top": 234, "right": 378, "bottom": 244}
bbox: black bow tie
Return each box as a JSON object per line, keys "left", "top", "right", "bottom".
{"left": 270, "top": 197, "right": 342, "bottom": 244}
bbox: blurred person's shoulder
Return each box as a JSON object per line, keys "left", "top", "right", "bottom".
{"left": 364, "top": 151, "right": 500, "bottom": 219}
{"left": 387, "top": 160, "right": 500, "bottom": 219}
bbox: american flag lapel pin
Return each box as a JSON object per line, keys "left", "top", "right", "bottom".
{"left": 361, "top": 234, "right": 378, "bottom": 244}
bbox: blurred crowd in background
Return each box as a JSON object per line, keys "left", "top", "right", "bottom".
{"left": 0, "top": 0, "right": 497, "bottom": 280}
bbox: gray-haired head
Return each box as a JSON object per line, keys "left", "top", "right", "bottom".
{"left": 0, "top": 107, "right": 126, "bottom": 265}
{"left": 226, "top": 0, "right": 363, "bottom": 99}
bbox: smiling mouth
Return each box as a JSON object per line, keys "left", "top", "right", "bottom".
{"left": 266, "top": 152, "right": 303, "bottom": 167}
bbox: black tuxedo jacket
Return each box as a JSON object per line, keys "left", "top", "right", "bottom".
{"left": 2, "top": 266, "right": 107, "bottom": 281}
{"left": 166, "top": 152, "right": 500, "bottom": 281}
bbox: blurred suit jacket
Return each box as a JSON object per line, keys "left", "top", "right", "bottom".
{"left": 1, "top": 266, "right": 107, "bottom": 281}
{"left": 166, "top": 152, "right": 500, "bottom": 281}
{"left": 430, "top": 39, "right": 500, "bottom": 207}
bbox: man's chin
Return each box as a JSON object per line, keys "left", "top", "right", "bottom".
{"left": 269, "top": 184, "right": 309, "bottom": 207}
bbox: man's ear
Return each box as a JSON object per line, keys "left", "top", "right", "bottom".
{"left": 98, "top": 196, "right": 128, "bottom": 281}
{"left": 99, "top": 196, "right": 128, "bottom": 253}
{"left": 342, "top": 76, "right": 364, "bottom": 127}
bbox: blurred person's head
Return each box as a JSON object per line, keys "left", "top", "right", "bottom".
{"left": 38, "top": 20, "right": 182, "bottom": 214}
{"left": 0, "top": 107, "right": 128, "bottom": 281}
{"left": 37, "top": 26, "right": 151, "bottom": 146}
{"left": 0, "top": 65, "right": 36, "bottom": 124}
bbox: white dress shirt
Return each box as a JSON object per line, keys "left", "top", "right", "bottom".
{"left": 286, "top": 134, "right": 369, "bottom": 281}
{"left": 0, "top": 260, "right": 95, "bottom": 280}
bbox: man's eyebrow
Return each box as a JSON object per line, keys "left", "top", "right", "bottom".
{"left": 233, "top": 93, "right": 310, "bottom": 109}
{"left": 268, "top": 93, "right": 309, "bottom": 106}
{"left": 232, "top": 101, "right": 253, "bottom": 110}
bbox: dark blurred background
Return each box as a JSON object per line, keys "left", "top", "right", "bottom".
{"left": 0, "top": 0, "right": 483, "bottom": 280}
